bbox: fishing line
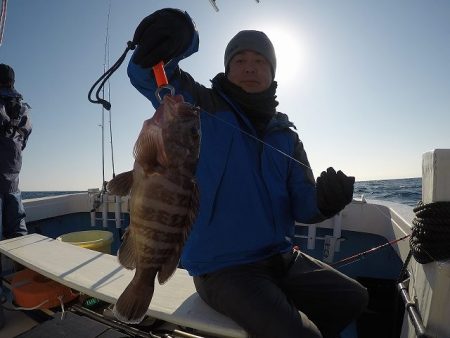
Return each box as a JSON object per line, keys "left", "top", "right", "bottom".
{"left": 201, "top": 109, "right": 314, "bottom": 172}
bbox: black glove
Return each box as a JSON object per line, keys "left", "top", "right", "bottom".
{"left": 316, "top": 167, "right": 355, "bottom": 218}
{"left": 132, "top": 8, "right": 195, "bottom": 68}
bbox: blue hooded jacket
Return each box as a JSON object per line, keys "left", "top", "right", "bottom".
{"left": 127, "top": 14, "right": 324, "bottom": 276}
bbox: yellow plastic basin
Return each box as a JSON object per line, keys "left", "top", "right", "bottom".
{"left": 57, "top": 230, "right": 113, "bottom": 254}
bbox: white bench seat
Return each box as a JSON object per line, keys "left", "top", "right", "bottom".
{"left": 0, "top": 234, "right": 247, "bottom": 338}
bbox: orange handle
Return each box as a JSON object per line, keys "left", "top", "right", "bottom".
{"left": 152, "top": 61, "right": 168, "bottom": 88}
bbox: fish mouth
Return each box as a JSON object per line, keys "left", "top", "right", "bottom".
{"left": 175, "top": 103, "right": 200, "bottom": 117}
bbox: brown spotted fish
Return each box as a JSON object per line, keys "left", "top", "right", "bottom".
{"left": 107, "top": 94, "right": 200, "bottom": 324}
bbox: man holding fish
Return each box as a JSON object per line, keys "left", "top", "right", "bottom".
{"left": 122, "top": 8, "right": 368, "bottom": 338}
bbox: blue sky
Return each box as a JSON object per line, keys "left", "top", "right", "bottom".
{"left": 1, "top": 0, "right": 449, "bottom": 191}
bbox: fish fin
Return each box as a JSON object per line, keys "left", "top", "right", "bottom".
{"left": 157, "top": 253, "right": 180, "bottom": 284}
{"left": 117, "top": 228, "right": 136, "bottom": 269}
{"left": 113, "top": 268, "right": 157, "bottom": 324}
{"left": 107, "top": 170, "right": 133, "bottom": 196}
{"left": 133, "top": 121, "right": 164, "bottom": 167}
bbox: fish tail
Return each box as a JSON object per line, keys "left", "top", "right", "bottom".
{"left": 113, "top": 269, "right": 156, "bottom": 324}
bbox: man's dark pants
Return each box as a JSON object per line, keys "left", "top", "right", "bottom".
{"left": 194, "top": 251, "right": 368, "bottom": 338}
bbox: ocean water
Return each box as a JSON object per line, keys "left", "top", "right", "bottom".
{"left": 21, "top": 191, "right": 85, "bottom": 200}
{"left": 22, "top": 178, "right": 422, "bottom": 207}
{"left": 353, "top": 177, "right": 421, "bottom": 207}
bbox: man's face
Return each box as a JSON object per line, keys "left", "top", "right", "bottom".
{"left": 227, "top": 50, "right": 272, "bottom": 93}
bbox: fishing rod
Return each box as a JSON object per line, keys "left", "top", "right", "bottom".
{"left": 88, "top": 0, "right": 117, "bottom": 191}
{"left": 331, "top": 234, "right": 411, "bottom": 268}
{"left": 0, "top": 0, "right": 8, "bottom": 46}
{"left": 209, "top": 0, "right": 260, "bottom": 12}
{"left": 104, "top": 2, "right": 116, "bottom": 181}
{"left": 87, "top": 1, "right": 126, "bottom": 237}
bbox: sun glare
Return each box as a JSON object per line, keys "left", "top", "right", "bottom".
{"left": 262, "top": 25, "right": 306, "bottom": 84}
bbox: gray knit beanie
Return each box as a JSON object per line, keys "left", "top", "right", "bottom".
{"left": 224, "top": 30, "right": 276, "bottom": 78}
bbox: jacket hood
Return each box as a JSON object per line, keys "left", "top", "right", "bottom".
{"left": 0, "top": 87, "right": 22, "bottom": 99}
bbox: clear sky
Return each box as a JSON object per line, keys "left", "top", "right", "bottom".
{"left": 1, "top": 0, "right": 449, "bottom": 191}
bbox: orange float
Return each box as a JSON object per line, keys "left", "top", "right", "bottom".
{"left": 11, "top": 268, "right": 78, "bottom": 309}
